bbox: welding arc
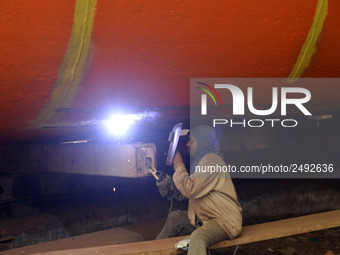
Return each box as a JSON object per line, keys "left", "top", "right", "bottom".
{"left": 197, "top": 82, "right": 223, "bottom": 106}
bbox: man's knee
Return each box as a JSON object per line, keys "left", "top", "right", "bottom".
{"left": 168, "top": 210, "right": 185, "bottom": 225}
{"left": 169, "top": 210, "right": 183, "bottom": 218}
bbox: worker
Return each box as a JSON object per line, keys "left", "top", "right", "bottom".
{"left": 156, "top": 125, "right": 242, "bottom": 255}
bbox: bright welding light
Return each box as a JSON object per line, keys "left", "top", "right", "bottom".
{"left": 105, "top": 113, "right": 140, "bottom": 136}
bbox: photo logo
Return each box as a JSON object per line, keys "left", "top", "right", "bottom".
{"left": 200, "top": 84, "right": 311, "bottom": 116}
{"left": 197, "top": 82, "right": 312, "bottom": 128}
{"left": 196, "top": 82, "right": 222, "bottom": 115}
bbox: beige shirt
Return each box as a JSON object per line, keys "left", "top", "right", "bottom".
{"left": 173, "top": 153, "right": 242, "bottom": 239}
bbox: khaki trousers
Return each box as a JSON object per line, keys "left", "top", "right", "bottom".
{"left": 156, "top": 210, "right": 229, "bottom": 255}
{"left": 156, "top": 210, "right": 195, "bottom": 239}
{"left": 188, "top": 219, "right": 229, "bottom": 255}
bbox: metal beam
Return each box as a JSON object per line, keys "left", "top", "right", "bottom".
{"left": 28, "top": 143, "right": 156, "bottom": 178}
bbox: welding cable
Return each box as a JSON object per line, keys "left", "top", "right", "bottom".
{"left": 137, "top": 148, "right": 174, "bottom": 235}
{"left": 161, "top": 191, "right": 174, "bottom": 234}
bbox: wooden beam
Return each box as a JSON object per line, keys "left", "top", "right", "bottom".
{"left": 0, "top": 219, "right": 165, "bottom": 255}
{"left": 30, "top": 210, "right": 340, "bottom": 255}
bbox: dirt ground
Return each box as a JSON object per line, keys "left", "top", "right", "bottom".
{"left": 212, "top": 227, "right": 340, "bottom": 255}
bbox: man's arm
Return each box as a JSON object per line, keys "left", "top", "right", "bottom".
{"left": 156, "top": 172, "right": 186, "bottom": 201}
{"left": 172, "top": 152, "right": 220, "bottom": 199}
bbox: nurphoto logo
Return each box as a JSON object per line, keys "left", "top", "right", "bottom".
{"left": 195, "top": 81, "right": 312, "bottom": 128}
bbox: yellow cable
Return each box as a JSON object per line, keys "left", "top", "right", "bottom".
{"left": 288, "top": 0, "right": 328, "bottom": 83}
{"left": 30, "top": 0, "right": 97, "bottom": 128}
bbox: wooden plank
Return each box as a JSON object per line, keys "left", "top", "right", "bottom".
{"left": 30, "top": 210, "right": 340, "bottom": 255}
{"left": 0, "top": 219, "right": 165, "bottom": 255}
{"left": 0, "top": 235, "right": 14, "bottom": 243}
{"left": 211, "top": 209, "right": 340, "bottom": 249}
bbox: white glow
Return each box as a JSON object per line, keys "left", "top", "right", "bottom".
{"left": 105, "top": 114, "right": 140, "bottom": 136}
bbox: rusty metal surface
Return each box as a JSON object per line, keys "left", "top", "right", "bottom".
{"left": 28, "top": 143, "right": 156, "bottom": 178}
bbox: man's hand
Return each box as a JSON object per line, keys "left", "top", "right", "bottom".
{"left": 173, "top": 151, "right": 183, "bottom": 167}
